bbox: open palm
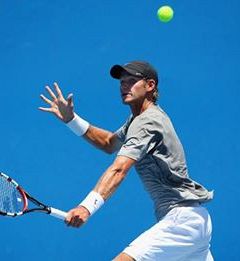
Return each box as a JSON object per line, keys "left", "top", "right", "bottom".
{"left": 39, "top": 82, "right": 75, "bottom": 123}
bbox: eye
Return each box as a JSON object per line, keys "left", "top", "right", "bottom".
{"left": 120, "top": 77, "right": 141, "bottom": 87}
{"left": 128, "top": 79, "right": 138, "bottom": 85}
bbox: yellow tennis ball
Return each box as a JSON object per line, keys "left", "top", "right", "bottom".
{"left": 157, "top": 6, "right": 174, "bottom": 23}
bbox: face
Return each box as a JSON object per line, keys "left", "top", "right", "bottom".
{"left": 119, "top": 73, "right": 154, "bottom": 105}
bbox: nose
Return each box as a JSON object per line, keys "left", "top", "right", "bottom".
{"left": 120, "top": 83, "right": 131, "bottom": 93}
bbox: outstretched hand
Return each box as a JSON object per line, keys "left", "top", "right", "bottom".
{"left": 39, "top": 82, "right": 75, "bottom": 123}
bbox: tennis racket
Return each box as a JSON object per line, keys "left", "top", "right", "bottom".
{"left": 0, "top": 172, "right": 67, "bottom": 220}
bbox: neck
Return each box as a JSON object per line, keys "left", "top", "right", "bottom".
{"left": 130, "top": 100, "right": 154, "bottom": 117}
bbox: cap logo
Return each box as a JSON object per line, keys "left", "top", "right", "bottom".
{"left": 135, "top": 72, "right": 143, "bottom": 76}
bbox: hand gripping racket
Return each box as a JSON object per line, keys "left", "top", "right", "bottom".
{"left": 0, "top": 172, "right": 67, "bottom": 220}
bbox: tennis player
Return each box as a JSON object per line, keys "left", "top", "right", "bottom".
{"left": 39, "top": 61, "right": 214, "bottom": 261}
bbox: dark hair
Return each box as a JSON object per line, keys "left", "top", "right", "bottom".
{"left": 152, "top": 87, "right": 159, "bottom": 104}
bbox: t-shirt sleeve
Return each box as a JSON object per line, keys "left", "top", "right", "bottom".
{"left": 117, "top": 115, "right": 163, "bottom": 161}
{"left": 114, "top": 116, "right": 133, "bottom": 142}
{"left": 115, "top": 125, "right": 126, "bottom": 143}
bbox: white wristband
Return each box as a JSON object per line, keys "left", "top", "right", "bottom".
{"left": 79, "top": 191, "right": 105, "bottom": 215}
{"left": 66, "top": 113, "right": 90, "bottom": 136}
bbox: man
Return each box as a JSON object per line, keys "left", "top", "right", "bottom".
{"left": 39, "top": 61, "right": 213, "bottom": 260}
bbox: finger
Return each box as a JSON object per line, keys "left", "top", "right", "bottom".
{"left": 67, "top": 93, "right": 73, "bottom": 107}
{"left": 45, "top": 86, "right": 57, "bottom": 100}
{"left": 54, "top": 82, "right": 63, "bottom": 98}
{"left": 66, "top": 215, "right": 83, "bottom": 228}
{"left": 40, "top": 94, "right": 52, "bottom": 105}
{"left": 38, "top": 107, "right": 53, "bottom": 112}
{"left": 70, "top": 216, "right": 84, "bottom": 228}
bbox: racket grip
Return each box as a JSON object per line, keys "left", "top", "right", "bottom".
{"left": 49, "top": 207, "right": 67, "bottom": 220}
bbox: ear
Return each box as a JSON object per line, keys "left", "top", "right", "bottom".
{"left": 146, "top": 79, "right": 156, "bottom": 92}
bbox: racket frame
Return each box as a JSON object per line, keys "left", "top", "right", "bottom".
{"left": 0, "top": 172, "right": 66, "bottom": 220}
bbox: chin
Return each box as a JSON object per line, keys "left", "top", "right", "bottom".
{"left": 122, "top": 98, "right": 132, "bottom": 105}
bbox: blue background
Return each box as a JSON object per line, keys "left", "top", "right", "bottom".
{"left": 0, "top": 1, "right": 239, "bottom": 260}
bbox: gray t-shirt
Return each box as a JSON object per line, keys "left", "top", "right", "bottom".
{"left": 115, "top": 105, "right": 213, "bottom": 220}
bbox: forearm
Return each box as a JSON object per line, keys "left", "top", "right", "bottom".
{"left": 93, "top": 156, "right": 135, "bottom": 200}
{"left": 66, "top": 156, "right": 135, "bottom": 226}
{"left": 84, "top": 126, "right": 116, "bottom": 154}
{"left": 93, "top": 164, "right": 126, "bottom": 200}
{"left": 65, "top": 167, "right": 124, "bottom": 226}
{"left": 67, "top": 113, "right": 119, "bottom": 154}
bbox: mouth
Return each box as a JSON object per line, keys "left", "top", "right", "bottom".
{"left": 121, "top": 93, "right": 131, "bottom": 97}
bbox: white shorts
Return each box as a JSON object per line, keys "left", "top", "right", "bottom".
{"left": 123, "top": 204, "right": 213, "bottom": 261}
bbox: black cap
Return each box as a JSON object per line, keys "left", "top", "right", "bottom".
{"left": 110, "top": 61, "right": 158, "bottom": 85}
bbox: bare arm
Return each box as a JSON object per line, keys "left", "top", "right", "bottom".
{"left": 39, "top": 82, "right": 120, "bottom": 153}
{"left": 93, "top": 155, "right": 135, "bottom": 199}
{"left": 65, "top": 156, "right": 136, "bottom": 227}
{"left": 83, "top": 126, "right": 121, "bottom": 154}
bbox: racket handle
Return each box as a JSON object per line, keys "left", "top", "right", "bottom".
{"left": 49, "top": 207, "right": 67, "bottom": 220}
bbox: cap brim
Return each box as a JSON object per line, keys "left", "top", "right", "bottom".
{"left": 110, "top": 64, "right": 139, "bottom": 79}
{"left": 110, "top": 65, "right": 124, "bottom": 79}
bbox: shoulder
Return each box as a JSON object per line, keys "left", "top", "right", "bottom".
{"left": 133, "top": 106, "right": 166, "bottom": 126}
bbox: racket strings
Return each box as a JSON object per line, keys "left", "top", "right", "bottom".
{"left": 0, "top": 177, "right": 24, "bottom": 214}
